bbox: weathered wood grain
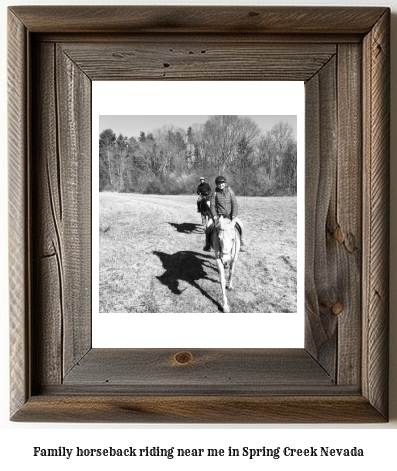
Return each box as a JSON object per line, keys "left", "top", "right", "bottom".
{"left": 60, "top": 43, "right": 336, "bottom": 81}
{"left": 62, "top": 349, "right": 333, "bottom": 391}
{"left": 32, "top": 42, "right": 63, "bottom": 388}
{"left": 31, "top": 42, "right": 92, "bottom": 387}
{"left": 11, "top": 395, "right": 385, "bottom": 424}
{"left": 304, "top": 56, "right": 338, "bottom": 377}
{"left": 362, "top": 9, "right": 390, "bottom": 419}
{"left": 56, "top": 46, "right": 92, "bottom": 377}
{"left": 34, "top": 33, "right": 363, "bottom": 45}
{"left": 8, "top": 10, "right": 29, "bottom": 419}
{"left": 336, "top": 44, "right": 362, "bottom": 386}
{"left": 9, "top": 6, "right": 387, "bottom": 34}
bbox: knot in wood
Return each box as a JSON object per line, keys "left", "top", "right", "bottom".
{"left": 174, "top": 351, "right": 194, "bottom": 365}
{"left": 331, "top": 302, "right": 344, "bottom": 316}
{"left": 333, "top": 225, "right": 344, "bottom": 244}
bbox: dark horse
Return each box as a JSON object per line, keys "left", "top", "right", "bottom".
{"left": 198, "top": 196, "right": 211, "bottom": 229}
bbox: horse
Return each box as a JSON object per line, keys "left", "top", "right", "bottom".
{"left": 208, "top": 215, "right": 241, "bottom": 313}
{"left": 198, "top": 196, "right": 211, "bottom": 229}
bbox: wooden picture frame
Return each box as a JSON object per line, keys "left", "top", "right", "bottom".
{"left": 8, "top": 6, "right": 390, "bottom": 423}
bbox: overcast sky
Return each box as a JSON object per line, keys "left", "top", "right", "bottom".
{"left": 99, "top": 115, "right": 297, "bottom": 141}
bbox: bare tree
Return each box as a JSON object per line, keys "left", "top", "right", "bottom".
{"left": 99, "top": 129, "right": 116, "bottom": 190}
{"left": 99, "top": 117, "right": 296, "bottom": 196}
{"left": 200, "top": 115, "right": 260, "bottom": 173}
{"left": 257, "top": 121, "right": 296, "bottom": 194}
{"left": 113, "top": 134, "right": 130, "bottom": 191}
{"left": 259, "top": 121, "right": 294, "bottom": 179}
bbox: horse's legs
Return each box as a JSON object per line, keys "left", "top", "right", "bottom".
{"left": 216, "top": 257, "right": 229, "bottom": 313}
{"left": 212, "top": 232, "right": 229, "bottom": 312}
{"left": 227, "top": 234, "right": 240, "bottom": 290}
{"left": 227, "top": 261, "right": 235, "bottom": 290}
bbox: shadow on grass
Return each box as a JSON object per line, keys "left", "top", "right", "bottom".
{"left": 153, "top": 250, "right": 221, "bottom": 311}
{"left": 167, "top": 222, "right": 203, "bottom": 234}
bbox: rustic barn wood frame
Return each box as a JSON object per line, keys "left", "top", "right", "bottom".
{"left": 8, "top": 6, "right": 390, "bottom": 423}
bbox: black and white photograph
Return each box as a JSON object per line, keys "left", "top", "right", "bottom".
{"left": 99, "top": 114, "right": 297, "bottom": 312}
{"left": 92, "top": 81, "right": 304, "bottom": 348}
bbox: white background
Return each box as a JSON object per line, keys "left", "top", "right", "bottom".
{"left": 92, "top": 81, "right": 305, "bottom": 348}
{"left": 1, "top": 0, "right": 396, "bottom": 469}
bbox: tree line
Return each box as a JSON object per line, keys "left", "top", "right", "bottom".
{"left": 99, "top": 115, "right": 297, "bottom": 196}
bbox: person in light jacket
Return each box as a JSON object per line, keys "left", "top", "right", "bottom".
{"left": 203, "top": 175, "right": 246, "bottom": 252}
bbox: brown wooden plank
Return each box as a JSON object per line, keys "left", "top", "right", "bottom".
{"left": 8, "top": 9, "right": 30, "bottom": 418}
{"left": 304, "top": 57, "right": 338, "bottom": 378}
{"left": 34, "top": 33, "right": 363, "bottom": 45}
{"left": 31, "top": 42, "right": 63, "bottom": 388}
{"left": 56, "top": 46, "right": 92, "bottom": 376}
{"left": 41, "top": 384, "right": 360, "bottom": 396}
{"left": 335, "top": 43, "right": 362, "bottom": 386}
{"left": 32, "top": 42, "right": 92, "bottom": 386}
{"left": 9, "top": 6, "right": 387, "bottom": 34}
{"left": 11, "top": 395, "right": 386, "bottom": 424}
{"left": 60, "top": 42, "right": 335, "bottom": 82}
{"left": 362, "top": 9, "right": 390, "bottom": 419}
{"left": 63, "top": 348, "right": 333, "bottom": 389}
{"left": 34, "top": 257, "right": 62, "bottom": 385}
{"left": 304, "top": 72, "right": 320, "bottom": 360}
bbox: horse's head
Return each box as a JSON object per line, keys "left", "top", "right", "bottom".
{"left": 217, "top": 216, "right": 236, "bottom": 267}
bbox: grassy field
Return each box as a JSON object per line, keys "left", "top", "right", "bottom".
{"left": 99, "top": 193, "right": 297, "bottom": 313}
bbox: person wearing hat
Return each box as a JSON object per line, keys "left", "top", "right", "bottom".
{"left": 196, "top": 176, "right": 211, "bottom": 212}
{"left": 203, "top": 175, "right": 246, "bottom": 252}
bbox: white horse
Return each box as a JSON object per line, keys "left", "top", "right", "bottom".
{"left": 209, "top": 216, "right": 241, "bottom": 313}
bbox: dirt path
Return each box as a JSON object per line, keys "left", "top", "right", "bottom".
{"left": 99, "top": 193, "right": 297, "bottom": 313}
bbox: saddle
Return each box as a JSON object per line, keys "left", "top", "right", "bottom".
{"left": 206, "top": 217, "right": 242, "bottom": 238}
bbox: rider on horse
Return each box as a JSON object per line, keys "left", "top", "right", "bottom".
{"left": 203, "top": 175, "right": 246, "bottom": 252}
{"left": 196, "top": 176, "right": 212, "bottom": 212}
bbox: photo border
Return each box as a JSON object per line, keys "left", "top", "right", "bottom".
{"left": 8, "top": 6, "right": 390, "bottom": 423}
{"left": 92, "top": 85, "right": 305, "bottom": 348}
